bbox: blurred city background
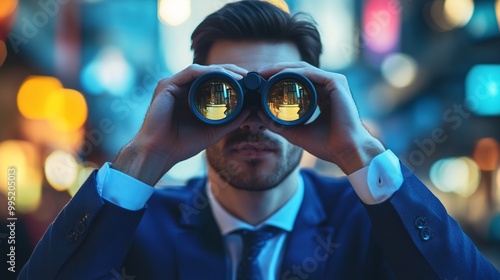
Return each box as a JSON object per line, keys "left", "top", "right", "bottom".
{"left": 0, "top": 0, "right": 500, "bottom": 277}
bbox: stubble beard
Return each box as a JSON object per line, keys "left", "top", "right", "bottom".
{"left": 205, "top": 134, "right": 303, "bottom": 192}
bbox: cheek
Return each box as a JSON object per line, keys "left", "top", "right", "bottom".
{"left": 281, "top": 142, "right": 303, "bottom": 160}
{"left": 205, "top": 142, "right": 224, "bottom": 160}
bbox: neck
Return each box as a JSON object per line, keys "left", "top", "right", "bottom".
{"left": 208, "top": 167, "right": 300, "bottom": 226}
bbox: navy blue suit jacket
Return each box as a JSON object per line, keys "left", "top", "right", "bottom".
{"left": 19, "top": 163, "right": 499, "bottom": 279}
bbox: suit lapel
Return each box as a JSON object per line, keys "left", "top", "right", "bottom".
{"left": 173, "top": 175, "right": 336, "bottom": 280}
{"left": 280, "top": 176, "right": 335, "bottom": 279}
{"left": 176, "top": 179, "right": 228, "bottom": 280}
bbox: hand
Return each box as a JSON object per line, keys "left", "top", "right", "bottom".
{"left": 112, "top": 64, "right": 250, "bottom": 185}
{"left": 258, "top": 62, "right": 385, "bottom": 174}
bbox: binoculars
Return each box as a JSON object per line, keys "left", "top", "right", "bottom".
{"left": 188, "top": 72, "right": 319, "bottom": 127}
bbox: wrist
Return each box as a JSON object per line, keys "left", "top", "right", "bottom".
{"left": 333, "top": 134, "right": 385, "bottom": 175}
{"left": 112, "top": 140, "right": 176, "bottom": 186}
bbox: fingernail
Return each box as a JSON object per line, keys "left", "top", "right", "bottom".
{"left": 258, "top": 65, "right": 270, "bottom": 72}
{"left": 231, "top": 73, "right": 243, "bottom": 80}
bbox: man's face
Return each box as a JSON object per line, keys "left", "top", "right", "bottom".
{"left": 205, "top": 40, "right": 304, "bottom": 191}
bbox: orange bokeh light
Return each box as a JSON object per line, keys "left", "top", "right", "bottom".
{"left": 0, "top": 0, "right": 18, "bottom": 21}
{"left": 17, "top": 76, "right": 88, "bottom": 132}
{"left": 473, "top": 138, "right": 500, "bottom": 171}
{"left": 17, "top": 76, "right": 63, "bottom": 119}
{"left": 46, "top": 88, "right": 88, "bottom": 132}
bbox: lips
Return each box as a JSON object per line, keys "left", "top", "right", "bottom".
{"left": 229, "top": 142, "right": 276, "bottom": 157}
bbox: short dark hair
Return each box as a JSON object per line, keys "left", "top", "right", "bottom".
{"left": 191, "top": 0, "right": 323, "bottom": 67}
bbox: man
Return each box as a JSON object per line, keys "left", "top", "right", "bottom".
{"left": 20, "top": 1, "right": 500, "bottom": 279}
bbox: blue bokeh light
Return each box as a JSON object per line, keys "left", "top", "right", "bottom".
{"left": 465, "top": 64, "right": 500, "bottom": 116}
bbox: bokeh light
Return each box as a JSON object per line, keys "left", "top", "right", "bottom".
{"left": 430, "top": 157, "right": 481, "bottom": 197}
{"left": 443, "top": 0, "right": 475, "bottom": 28}
{"left": 265, "top": 0, "right": 290, "bottom": 13}
{"left": 44, "top": 150, "right": 80, "bottom": 192}
{"left": 158, "top": 0, "right": 191, "bottom": 26}
{"left": 17, "top": 76, "right": 63, "bottom": 119}
{"left": 0, "top": 140, "right": 42, "bottom": 213}
{"left": 81, "top": 47, "right": 136, "bottom": 96}
{"left": 17, "top": 76, "right": 88, "bottom": 132}
{"left": 473, "top": 138, "right": 499, "bottom": 171}
{"left": 429, "top": 0, "right": 475, "bottom": 32}
{"left": 362, "top": 0, "right": 401, "bottom": 54}
{"left": 0, "top": 0, "right": 17, "bottom": 19}
{"left": 381, "top": 53, "right": 418, "bottom": 88}
{"left": 0, "top": 0, "right": 17, "bottom": 26}
{"left": 46, "top": 88, "right": 88, "bottom": 132}
{"left": 465, "top": 64, "right": 500, "bottom": 116}
{"left": 497, "top": 0, "right": 500, "bottom": 29}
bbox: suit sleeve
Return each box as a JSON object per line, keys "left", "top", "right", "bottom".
{"left": 18, "top": 171, "right": 146, "bottom": 280}
{"left": 365, "top": 162, "right": 500, "bottom": 280}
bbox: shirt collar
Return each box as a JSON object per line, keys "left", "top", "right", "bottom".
{"left": 207, "top": 174, "right": 305, "bottom": 235}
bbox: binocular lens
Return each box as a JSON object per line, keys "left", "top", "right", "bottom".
{"left": 193, "top": 79, "right": 240, "bottom": 121}
{"left": 189, "top": 72, "right": 318, "bottom": 126}
{"left": 266, "top": 79, "right": 312, "bottom": 122}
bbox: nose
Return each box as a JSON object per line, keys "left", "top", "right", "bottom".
{"left": 239, "top": 112, "right": 265, "bottom": 134}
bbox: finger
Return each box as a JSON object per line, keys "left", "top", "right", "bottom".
{"left": 258, "top": 61, "right": 312, "bottom": 77}
{"left": 212, "top": 64, "right": 249, "bottom": 76}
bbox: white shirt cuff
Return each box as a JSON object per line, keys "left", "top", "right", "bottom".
{"left": 96, "top": 162, "right": 155, "bottom": 211}
{"left": 347, "top": 150, "right": 403, "bottom": 205}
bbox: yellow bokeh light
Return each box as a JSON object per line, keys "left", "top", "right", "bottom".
{"left": 443, "top": 0, "right": 474, "bottom": 28}
{"left": 496, "top": 0, "right": 500, "bottom": 29}
{"left": 0, "top": 140, "right": 42, "bottom": 213}
{"left": 429, "top": 157, "right": 480, "bottom": 197}
{"left": 45, "top": 150, "right": 79, "bottom": 191}
{"left": 263, "top": 0, "right": 290, "bottom": 13}
{"left": 0, "top": 0, "right": 18, "bottom": 21}
{"left": 430, "top": 0, "right": 454, "bottom": 32}
{"left": 158, "top": 0, "right": 191, "bottom": 26}
{"left": 17, "top": 76, "right": 88, "bottom": 132}
{"left": 381, "top": 53, "right": 419, "bottom": 88}
{"left": 46, "top": 88, "right": 88, "bottom": 132}
{"left": 17, "top": 76, "right": 63, "bottom": 119}
{"left": 0, "top": 40, "right": 6, "bottom": 68}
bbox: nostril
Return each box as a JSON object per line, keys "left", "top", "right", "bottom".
{"left": 239, "top": 114, "right": 265, "bottom": 133}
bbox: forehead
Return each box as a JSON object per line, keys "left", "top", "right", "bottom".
{"left": 206, "top": 40, "right": 301, "bottom": 71}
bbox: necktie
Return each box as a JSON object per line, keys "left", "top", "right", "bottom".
{"left": 235, "top": 227, "right": 281, "bottom": 280}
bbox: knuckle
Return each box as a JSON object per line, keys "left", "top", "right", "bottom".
{"left": 211, "top": 65, "right": 226, "bottom": 73}
{"left": 188, "top": 63, "right": 202, "bottom": 71}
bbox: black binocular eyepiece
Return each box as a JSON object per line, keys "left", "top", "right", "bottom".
{"left": 188, "top": 72, "right": 319, "bottom": 127}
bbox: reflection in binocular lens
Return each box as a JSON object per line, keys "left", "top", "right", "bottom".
{"left": 267, "top": 80, "right": 311, "bottom": 121}
{"left": 194, "top": 80, "right": 238, "bottom": 120}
